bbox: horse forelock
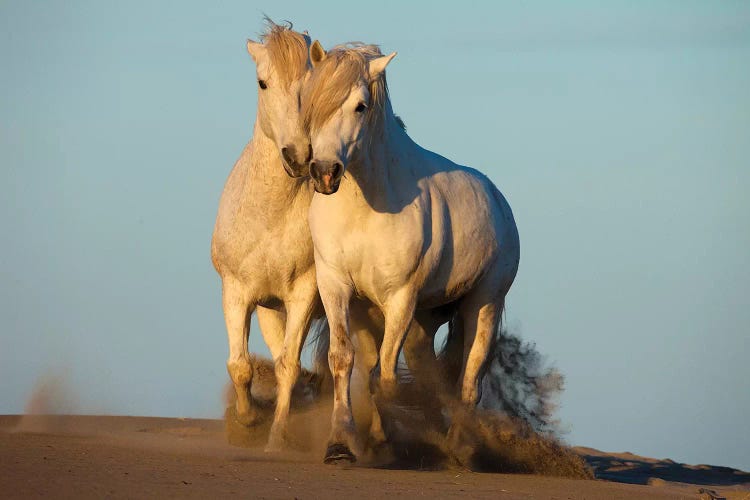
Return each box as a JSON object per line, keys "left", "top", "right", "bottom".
{"left": 260, "top": 19, "right": 310, "bottom": 87}
{"left": 302, "top": 43, "right": 391, "bottom": 134}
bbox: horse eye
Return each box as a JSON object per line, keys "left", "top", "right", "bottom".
{"left": 258, "top": 80, "right": 267, "bottom": 90}
{"left": 355, "top": 102, "right": 367, "bottom": 113}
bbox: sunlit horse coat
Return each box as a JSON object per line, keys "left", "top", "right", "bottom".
{"left": 301, "top": 42, "right": 520, "bottom": 463}
{"left": 211, "top": 23, "right": 319, "bottom": 452}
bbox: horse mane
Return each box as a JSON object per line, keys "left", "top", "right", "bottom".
{"left": 259, "top": 18, "right": 310, "bottom": 87}
{"left": 394, "top": 114, "right": 406, "bottom": 131}
{"left": 302, "top": 43, "right": 396, "bottom": 135}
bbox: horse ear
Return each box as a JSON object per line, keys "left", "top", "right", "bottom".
{"left": 246, "top": 39, "right": 266, "bottom": 63}
{"left": 310, "top": 40, "right": 326, "bottom": 67}
{"left": 368, "top": 52, "right": 397, "bottom": 80}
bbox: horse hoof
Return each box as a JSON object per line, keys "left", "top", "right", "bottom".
{"left": 231, "top": 407, "right": 263, "bottom": 427}
{"left": 264, "top": 434, "right": 287, "bottom": 453}
{"left": 324, "top": 443, "right": 357, "bottom": 464}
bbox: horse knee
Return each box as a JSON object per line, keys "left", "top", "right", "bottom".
{"left": 328, "top": 348, "right": 353, "bottom": 375}
{"left": 328, "top": 332, "right": 354, "bottom": 372}
{"left": 227, "top": 357, "right": 252, "bottom": 386}
{"left": 275, "top": 354, "right": 300, "bottom": 388}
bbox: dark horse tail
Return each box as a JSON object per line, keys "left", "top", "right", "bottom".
{"left": 308, "top": 318, "right": 333, "bottom": 396}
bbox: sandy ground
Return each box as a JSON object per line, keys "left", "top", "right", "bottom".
{"left": 1, "top": 415, "right": 748, "bottom": 499}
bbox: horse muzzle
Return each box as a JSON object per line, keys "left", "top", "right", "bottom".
{"left": 310, "top": 159, "right": 344, "bottom": 195}
{"left": 281, "top": 144, "right": 312, "bottom": 178}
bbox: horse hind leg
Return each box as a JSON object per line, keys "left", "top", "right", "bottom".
{"left": 403, "top": 313, "right": 439, "bottom": 389}
{"left": 351, "top": 325, "right": 389, "bottom": 455}
{"left": 439, "top": 314, "right": 465, "bottom": 392}
{"left": 377, "top": 287, "right": 418, "bottom": 400}
{"left": 403, "top": 312, "right": 448, "bottom": 428}
{"left": 459, "top": 297, "right": 503, "bottom": 406}
{"left": 265, "top": 295, "right": 316, "bottom": 452}
{"left": 446, "top": 295, "right": 503, "bottom": 465}
{"left": 222, "top": 281, "right": 261, "bottom": 426}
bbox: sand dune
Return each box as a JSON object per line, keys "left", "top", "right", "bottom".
{"left": 1, "top": 414, "right": 748, "bottom": 499}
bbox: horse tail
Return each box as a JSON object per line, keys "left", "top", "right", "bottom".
{"left": 478, "top": 313, "right": 564, "bottom": 434}
{"left": 308, "top": 318, "right": 333, "bottom": 396}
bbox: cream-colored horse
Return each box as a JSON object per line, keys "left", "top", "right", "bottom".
{"left": 211, "top": 21, "right": 319, "bottom": 452}
{"left": 301, "top": 42, "right": 520, "bottom": 463}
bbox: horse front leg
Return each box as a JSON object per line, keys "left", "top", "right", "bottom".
{"left": 265, "top": 287, "right": 317, "bottom": 452}
{"left": 318, "top": 279, "right": 358, "bottom": 464}
{"left": 222, "top": 279, "right": 261, "bottom": 426}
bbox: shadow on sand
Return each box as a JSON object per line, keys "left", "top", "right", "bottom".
{"left": 576, "top": 447, "right": 750, "bottom": 487}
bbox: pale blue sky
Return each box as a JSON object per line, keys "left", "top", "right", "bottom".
{"left": 1, "top": 1, "right": 748, "bottom": 470}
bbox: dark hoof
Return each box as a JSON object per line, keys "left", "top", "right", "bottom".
{"left": 324, "top": 443, "right": 356, "bottom": 464}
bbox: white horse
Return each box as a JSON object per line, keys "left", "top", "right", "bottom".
{"left": 211, "top": 21, "right": 321, "bottom": 452}
{"left": 300, "top": 42, "right": 520, "bottom": 463}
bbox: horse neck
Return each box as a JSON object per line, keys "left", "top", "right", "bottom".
{"left": 243, "top": 120, "right": 309, "bottom": 205}
{"left": 347, "top": 110, "right": 420, "bottom": 204}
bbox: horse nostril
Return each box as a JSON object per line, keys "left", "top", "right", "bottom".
{"left": 281, "top": 146, "right": 294, "bottom": 165}
{"left": 332, "top": 162, "right": 343, "bottom": 179}
{"left": 306, "top": 144, "right": 313, "bottom": 163}
{"left": 309, "top": 161, "right": 318, "bottom": 176}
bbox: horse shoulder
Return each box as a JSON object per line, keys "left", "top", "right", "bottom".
{"left": 211, "top": 143, "right": 254, "bottom": 271}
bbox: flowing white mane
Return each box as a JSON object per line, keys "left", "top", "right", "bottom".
{"left": 260, "top": 19, "right": 310, "bottom": 87}
{"left": 301, "top": 43, "right": 392, "bottom": 134}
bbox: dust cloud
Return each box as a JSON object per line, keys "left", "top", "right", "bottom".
{"left": 14, "top": 368, "right": 82, "bottom": 433}
{"left": 224, "top": 327, "right": 592, "bottom": 478}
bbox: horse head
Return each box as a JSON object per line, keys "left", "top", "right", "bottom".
{"left": 247, "top": 20, "right": 313, "bottom": 177}
{"left": 301, "top": 41, "right": 396, "bottom": 194}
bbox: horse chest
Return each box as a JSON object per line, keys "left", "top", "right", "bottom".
{"left": 332, "top": 226, "right": 425, "bottom": 301}
{"left": 216, "top": 206, "right": 315, "bottom": 296}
